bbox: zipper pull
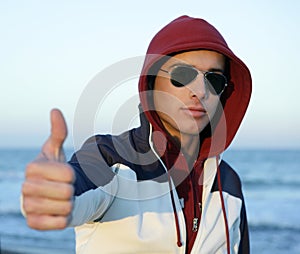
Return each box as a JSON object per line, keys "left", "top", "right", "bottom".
{"left": 192, "top": 217, "right": 199, "bottom": 232}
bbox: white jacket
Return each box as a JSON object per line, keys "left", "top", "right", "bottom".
{"left": 69, "top": 157, "right": 244, "bottom": 254}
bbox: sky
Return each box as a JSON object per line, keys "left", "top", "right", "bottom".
{"left": 0, "top": 0, "right": 299, "bottom": 149}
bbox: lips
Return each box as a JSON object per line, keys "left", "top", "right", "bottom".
{"left": 182, "top": 106, "right": 207, "bottom": 118}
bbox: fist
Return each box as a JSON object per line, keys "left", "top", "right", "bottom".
{"left": 21, "top": 109, "right": 75, "bottom": 230}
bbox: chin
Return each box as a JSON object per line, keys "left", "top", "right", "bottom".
{"left": 179, "top": 127, "right": 203, "bottom": 137}
{"left": 179, "top": 122, "right": 207, "bottom": 135}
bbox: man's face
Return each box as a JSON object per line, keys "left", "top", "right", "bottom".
{"left": 153, "top": 50, "right": 226, "bottom": 140}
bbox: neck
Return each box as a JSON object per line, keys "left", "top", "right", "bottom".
{"left": 172, "top": 133, "right": 200, "bottom": 168}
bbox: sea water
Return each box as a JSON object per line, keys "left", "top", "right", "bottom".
{"left": 223, "top": 149, "right": 300, "bottom": 253}
{"left": 0, "top": 148, "right": 299, "bottom": 253}
{"left": 0, "top": 149, "right": 75, "bottom": 254}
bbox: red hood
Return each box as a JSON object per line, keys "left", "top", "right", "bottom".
{"left": 138, "top": 15, "right": 252, "bottom": 159}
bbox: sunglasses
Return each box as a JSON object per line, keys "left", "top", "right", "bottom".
{"left": 160, "top": 65, "right": 227, "bottom": 95}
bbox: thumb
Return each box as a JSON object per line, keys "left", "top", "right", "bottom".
{"left": 41, "top": 108, "right": 68, "bottom": 162}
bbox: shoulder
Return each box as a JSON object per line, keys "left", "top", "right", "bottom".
{"left": 220, "top": 160, "right": 242, "bottom": 186}
{"left": 211, "top": 160, "right": 244, "bottom": 199}
{"left": 68, "top": 132, "right": 133, "bottom": 195}
{"left": 68, "top": 110, "right": 155, "bottom": 195}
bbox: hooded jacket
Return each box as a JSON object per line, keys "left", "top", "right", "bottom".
{"left": 68, "top": 15, "right": 252, "bottom": 254}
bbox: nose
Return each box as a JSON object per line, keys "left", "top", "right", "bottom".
{"left": 188, "top": 74, "right": 207, "bottom": 100}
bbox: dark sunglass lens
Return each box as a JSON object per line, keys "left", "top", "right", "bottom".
{"left": 170, "top": 66, "right": 198, "bottom": 87}
{"left": 205, "top": 73, "right": 226, "bottom": 95}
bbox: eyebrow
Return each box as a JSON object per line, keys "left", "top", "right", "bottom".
{"left": 207, "top": 67, "right": 225, "bottom": 73}
{"left": 167, "top": 63, "right": 225, "bottom": 73}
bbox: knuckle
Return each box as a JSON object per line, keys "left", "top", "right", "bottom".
{"left": 26, "top": 214, "right": 69, "bottom": 230}
{"left": 27, "top": 216, "right": 45, "bottom": 230}
{"left": 68, "top": 184, "right": 75, "bottom": 197}
{"left": 26, "top": 216, "right": 37, "bottom": 229}
{"left": 62, "top": 201, "right": 73, "bottom": 215}
{"left": 21, "top": 182, "right": 28, "bottom": 195}
{"left": 61, "top": 184, "right": 74, "bottom": 199}
{"left": 57, "top": 217, "right": 68, "bottom": 229}
{"left": 22, "top": 180, "right": 42, "bottom": 196}
{"left": 65, "top": 164, "right": 75, "bottom": 183}
{"left": 25, "top": 162, "right": 36, "bottom": 176}
{"left": 27, "top": 216, "right": 47, "bottom": 230}
{"left": 25, "top": 160, "right": 47, "bottom": 178}
{"left": 61, "top": 164, "right": 75, "bottom": 183}
{"left": 23, "top": 198, "right": 34, "bottom": 213}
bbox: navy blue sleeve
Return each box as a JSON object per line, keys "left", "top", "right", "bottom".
{"left": 238, "top": 196, "right": 250, "bottom": 254}
{"left": 68, "top": 135, "right": 117, "bottom": 196}
{"left": 68, "top": 155, "right": 97, "bottom": 196}
{"left": 211, "top": 160, "right": 250, "bottom": 253}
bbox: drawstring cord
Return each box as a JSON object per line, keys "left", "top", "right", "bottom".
{"left": 148, "top": 128, "right": 182, "bottom": 248}
{"left": 167, "top": 170, "right": 183, "bottom": 247}
{"left": 163, "top": 155, "right": 232, "bottom": 252}
{"left": 167, "top": 156, "right": 231, "bottom": 251}
{"left": 216, "top": 156, "right": 231, "bottom": 254}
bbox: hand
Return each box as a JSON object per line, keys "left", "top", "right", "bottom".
{"left": 22, "top": 109, "right": 75, "bottom": 230}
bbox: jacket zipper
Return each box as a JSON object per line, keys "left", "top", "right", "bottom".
{"left": 191, "top": 160, "right": 204, "bottom": 233}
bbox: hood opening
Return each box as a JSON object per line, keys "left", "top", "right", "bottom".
{"left": 139, "top": 15, "right": 252, "bottom": 157}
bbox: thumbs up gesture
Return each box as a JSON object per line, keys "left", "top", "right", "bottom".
{"left": 22, "top": 109, "right": 75, "bottom": 230}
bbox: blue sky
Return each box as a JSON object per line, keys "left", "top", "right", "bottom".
{"left": 0, "top": 0, "right": 299, "bottom": 149}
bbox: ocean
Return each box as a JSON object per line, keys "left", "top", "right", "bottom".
{"left": 0, "top": 148, "right": 299, "bottom": 253}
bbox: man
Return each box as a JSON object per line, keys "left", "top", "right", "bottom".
{"left": 22, "top": 16, "right": 252, "bottom": 253}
